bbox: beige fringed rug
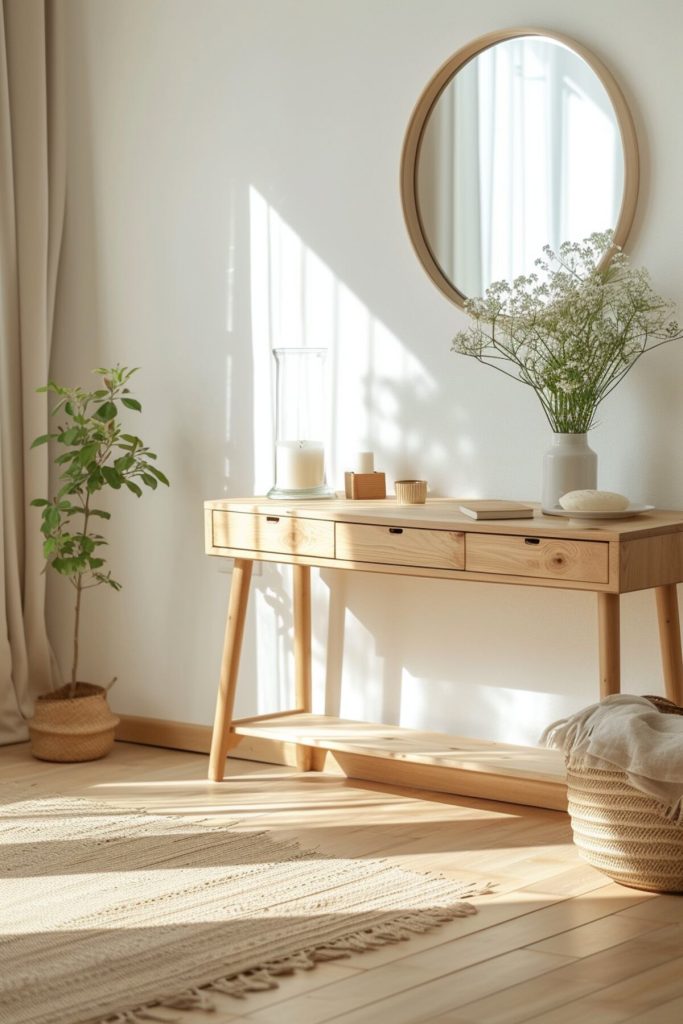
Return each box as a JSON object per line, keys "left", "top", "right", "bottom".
{"left": 0, "top": 786, "right": 489, "bottom": 1024}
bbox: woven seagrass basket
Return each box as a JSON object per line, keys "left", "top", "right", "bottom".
{"left": 566, "top": 696, "right": 683, "bottom": 893}
{"left": 28, "top": 682, "right": 120, "bottom": 762}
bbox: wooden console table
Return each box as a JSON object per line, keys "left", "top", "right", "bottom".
{"left": 204, "top": 497, "right": 683, "bottom": 809}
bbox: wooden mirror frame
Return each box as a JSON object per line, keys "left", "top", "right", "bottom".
{"left": 400, "top": 28, "right": 640, "bottom": 308}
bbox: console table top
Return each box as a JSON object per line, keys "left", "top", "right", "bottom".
{"left": 204, "top": 496, "right": 683, "bottom": 543}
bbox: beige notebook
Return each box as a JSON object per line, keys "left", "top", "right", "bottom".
{"left": 459, "top": 500, "right": 534, "bottom": 520}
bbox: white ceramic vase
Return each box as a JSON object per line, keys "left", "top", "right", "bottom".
{"left": 541, "top": 433, "right": 597, "bottom": 512}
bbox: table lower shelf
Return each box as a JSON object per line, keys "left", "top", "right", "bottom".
{"left": 231, "top": 713, "right": 567, "bottom": 812}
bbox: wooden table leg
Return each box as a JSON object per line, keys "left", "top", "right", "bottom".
{"left": 597, "top": 592, "right": 620, "bottom": 698}
{"left": 655, "top": 583, "right": 683, "bottom": 706}
{"left": 208, "top": 558, "right": 253, "bottom": 781}
{"left": 293, "top": 563, "right": 313, "bottom": 771}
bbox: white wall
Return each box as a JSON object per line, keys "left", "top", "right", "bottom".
{"left": 49, "top": 0, "right": 683, "bottom": 745}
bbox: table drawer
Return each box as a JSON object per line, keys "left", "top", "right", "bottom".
{"left": 466, "top": 533, "right": 609, "bottom": 583}
{"left": 211, "top": 511, "right": 334, "bottom": 558}
{"left": 336, "top": 522, "right": 465, "bottom": 570}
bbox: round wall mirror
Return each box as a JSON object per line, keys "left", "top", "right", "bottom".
{"left": 401, "top": 29, "right": 639, "bottom": 306}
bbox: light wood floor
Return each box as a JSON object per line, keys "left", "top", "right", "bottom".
{"left": 2, "top": 741, "right": 681, "bottom": 1024}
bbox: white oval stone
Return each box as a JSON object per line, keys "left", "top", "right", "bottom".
{"left": 559, "top": 489, "right": 630, "bottom": 512}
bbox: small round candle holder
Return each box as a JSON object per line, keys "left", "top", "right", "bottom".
{"left": 395, "top": 479, "right": 428, "bottom": 504}
{"left": 267, "top": 347, "right": 334, "bottom": 499}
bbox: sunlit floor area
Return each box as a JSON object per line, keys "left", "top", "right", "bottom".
{"left": 1, "top": 741, "right": 681, "bottom": 1024}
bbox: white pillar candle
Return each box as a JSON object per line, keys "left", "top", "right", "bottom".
{"left": 275, "top": 440, "right": 324, "bottom": 491}
{"left": 355, "top": 451, "right": 374, "bottom": 473}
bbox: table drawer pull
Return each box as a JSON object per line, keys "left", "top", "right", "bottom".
{"left": 389, "top": 527, "right": 404, "bottom": 534}
{"left": 266, "top": 516, "right": 280, "bottom": 523}
{"left": 524, "top": 537, "right": 540, "bottom": 545}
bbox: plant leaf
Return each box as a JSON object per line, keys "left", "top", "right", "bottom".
{"left": 44, "top": 506, "right": 60, "bottom": 532}
{"left": 121, "top": 397, "right": 142, "bottom": 411}
{"left": 52, "top": 556, "right": 80, "bottom": 575}
{"left": 86, "top": 468, "right": 104, "bottom": 493}
{"left": 147, "top": 465, "right": 170, "bottom": 486}
{"left": 114, "top": 454, "right": 135, "bottom": 473}
{"left": 77, "top": 443, "right": 100, "bottom": 467}
{"left": 94, "top": 401, "right": 117, "bottom": 422}
{"left": 102, "top": 466, "right": 122, "bottom": 489}
{"left": 93, "top": 571, "right": 122, "bottom": 590}
{"left": 54, "top": 450, "right": 79, "bottom": 465}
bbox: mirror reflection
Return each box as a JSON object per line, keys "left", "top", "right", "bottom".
{"left": 416, "top": 36, "right": 625, "bottom": 297}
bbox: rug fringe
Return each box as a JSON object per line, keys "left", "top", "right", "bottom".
{"left": 99, "top": 895, "right": 491, "bottom": 1022}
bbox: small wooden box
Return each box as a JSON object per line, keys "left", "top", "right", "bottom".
{"left": 344, "top": 471, "right": 387, "bottom": 500}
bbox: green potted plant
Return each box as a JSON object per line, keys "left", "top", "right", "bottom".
{"left": 29, "top": 366, "right": 169, "bottom": 761}
{"left": 451, "top": 231, "right": 683, "bottom": 508}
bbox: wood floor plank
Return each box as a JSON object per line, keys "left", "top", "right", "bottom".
{"left": 250, "top": 949, "right": 571, "bottom": 1024}
{"left": 616, "top": 895, "right": 683, "bottom": 925}
{"left": 527, "top": 910, "right": 662, "bottom": 958}
{"left": 452, "top": 923, "right": 683, "bottom": 1024}
{"left": 624, "top": 993, "right": 683, "bottom": 1023}
{"left": 521, "top": 951, "right": 683, "bottom": 1024}
{"left": 177, "top": 964, "right": 362, "bottom": 1022}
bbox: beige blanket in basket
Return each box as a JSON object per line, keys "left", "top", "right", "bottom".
{"left": 541, "top": 694, "right": 683, "bottom": 822}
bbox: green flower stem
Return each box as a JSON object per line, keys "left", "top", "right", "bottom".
{"left": 452, "top": 231, "right": 682, "bottom": 433}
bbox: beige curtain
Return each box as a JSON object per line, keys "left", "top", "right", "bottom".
{"left": 0, "top": 0, "right": 65, "bottom": 744}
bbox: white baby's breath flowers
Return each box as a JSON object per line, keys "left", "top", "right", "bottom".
{"left": 452, "top": 231, "right": 682, "bottom": 433}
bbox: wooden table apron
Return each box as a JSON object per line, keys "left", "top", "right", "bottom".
{"left": 204, "top": 498, "right": 683, "bottom": 783}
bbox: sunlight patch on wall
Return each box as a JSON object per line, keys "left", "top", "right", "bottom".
{"left": 399, "top": 672, "right": 575, "bottom": 745}
{"left": 248, "top": 185, "right": 438, "bottom": 494}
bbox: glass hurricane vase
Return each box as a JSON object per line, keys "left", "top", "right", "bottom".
{"left": 267, "top": 347, "right": 334, "bottom": 500}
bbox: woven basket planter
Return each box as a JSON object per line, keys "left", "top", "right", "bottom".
{"left": 565, "top": 696, "right": 683, "bottom": 894}
{"left": 28, "top": 683, "right": 120, "bottom": 763}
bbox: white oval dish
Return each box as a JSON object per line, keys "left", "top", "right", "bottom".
{"left": 543, "top": 504, "right": 654, "bottom": 520}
